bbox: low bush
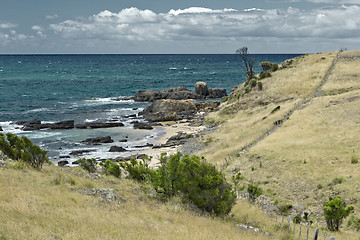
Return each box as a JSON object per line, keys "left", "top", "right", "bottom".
{"left": 0, "top": 133, "right": 48, "bottom": 169}
{"left": 259, "top": 71, "right": 271, "bottom": 79}
{"left": 323, "top": 196, "right": 354, "bottom": 231}
{"left": 121, "top": 153, "right": 236, "bottom": 216}
{"left": 351, "top": 156, "right": 358, "bottom": 164}
{"left": 247, "top": 184, "right": 262, "bottom": 202}
{"left": 120, "top": 157, "right": 154, "bottom": 182}
{"left": 101, "top": 159, "right": 121, "bottom": 178}
{"left": 260, "top": 61, "right": 278, "bottom": 72}
{"left": 77, "top": 158, "right": 97, "bottom": 173}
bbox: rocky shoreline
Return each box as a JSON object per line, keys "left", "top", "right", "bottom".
{"left": 4, "top": 82, "right": 225, "bottom": 167}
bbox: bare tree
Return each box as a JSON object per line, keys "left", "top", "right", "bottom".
{"left": 236, "top": 47, "right": 256, "bottom": 82}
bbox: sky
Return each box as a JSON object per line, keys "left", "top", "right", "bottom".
{"left": 0, "top": 0, "right": 359, "bottom": 54}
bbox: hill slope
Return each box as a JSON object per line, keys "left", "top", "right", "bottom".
{"left": 201, "top": 50, "right": 360, "bottom": 227}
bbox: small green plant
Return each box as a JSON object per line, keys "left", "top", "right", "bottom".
{"left": 249, "top": 78, "right": 257, "bottom": 88}
{"left": 323, "top": 196, "right": 354, "bottom": 231}
{"left": 293, "top": 215, "right": 301, "bottom": 224}
{"left": 221, "top": 96, "right": 228, "bottom": 102}
{"left": 101, "top": 159, "right": 121, "bottom": 178}
{"left": 317, "top": 183, "right": 323, "bottom": 189}
{"left": 278, "top": 204, "right": 293, "bottom": 215}
{"left": 331, "top": 177, "right": 344, "bottom": 185}
{"left": 257, "top": 81, "right": 263, "bottom": 90}
{"left": 347, "top": 215, "right": 360, "bottom": 231}
{"left": 0, "top": 133, "right": 48, "bottom": 169}
{"left": 120, "top": 157, "right": 153, "bottom": 182}
{"left": 247, "top": 184, "right": 262, "bottom": 202}
{"left": 77, "top": 158, "right": 97, "bottom": 173}
{"left": 259, "top": 71, "right": 271, "bottom": 79}
{"left": 351, "top": 156, "right": 358, "bottom": 164}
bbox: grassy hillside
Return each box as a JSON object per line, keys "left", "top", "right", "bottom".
{"left": 200, "top": 50, "right": 360, "bottom": 235}
{"left": 1, "top": 51, "right": 359, "bottom": 240}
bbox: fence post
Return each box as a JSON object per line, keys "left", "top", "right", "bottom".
{"left": 299, "top": 222, "right": 302, "bottom": 238}
{"left": 306, "top": 223, "right": 309, "bottom": 240}
{"left": 329, "top": 237, "right": 335, "bottom": 240}
{"left": 282, "top": 213, "right": 284, "bottom": 224}
{"left": 324, "top": 233, "right": 326, "bottom": 240}
{"left": 287, "top": 215, "right": 291, "bottom": 230}
{"left": 313, "top": 228, "right": 319, "bottom": 240}
{"left": 266, "top": 204, "right": 269, "bottom": 217}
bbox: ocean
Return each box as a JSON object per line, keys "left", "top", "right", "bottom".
{"left": 0, "top": 54, "right": 300, "bottom": 163}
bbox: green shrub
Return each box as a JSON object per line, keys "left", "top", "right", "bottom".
{"left": 260, "top": 61, "right": 278, "bottom": 72}
{"left": 77, "top": 158, "right": 97, "bottom": 173}
{"left": 249, "top": 78, "right": 257, "bottom": 88}
{"left": 120, "top": 157, "right": 154, "bottom": 182}
{"left": 152, "top": 153, "right": 236, "bottom": 216}
{"left": 351, "top": 156, "right": 358, "bottom": 164}
{"left": 323, "top": 196, "right": 354, "bottom": 231}
{"left": 221, "top": 96, "right": 228, "bottom": 102}
{"left": 259, "top": 71, "right": 271, "bottom": 79}
{"left": 0, "top": 133, "right": 48, "bottom": 169}
{"left": 247, "top": 184, "right": 262, "bottom": 202}
{"left": 101, "top": 159, "right": 121, "bottom": 178}
{"left": 257, "top": 81, "right": 263, "bottom": 90}
{"left": 331, "top": 177, "right": 344, "bottom": 185}
{"left": 278, "top": 204, "right": 293, "bottom": 215}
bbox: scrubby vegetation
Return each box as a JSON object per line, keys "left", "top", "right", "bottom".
{"left": 324, "top": 196, "right": 354, "bottom": 231}
{"left": 121, "top": 153, "right": 236, "bottom": 216}
{"left": 0, "top": 133, "right": 48, "bottom": 169}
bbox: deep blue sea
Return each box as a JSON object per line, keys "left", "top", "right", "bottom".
{"left": 0, "top": 54, "right": 300, "bottom": 163}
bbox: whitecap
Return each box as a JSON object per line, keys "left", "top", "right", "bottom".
{"left": 169, "top": 67, "right": 177, "bottom": 70}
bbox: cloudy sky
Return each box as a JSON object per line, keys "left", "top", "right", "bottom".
{"left": 0, "top": 0, "right": 359, "bottom": 54}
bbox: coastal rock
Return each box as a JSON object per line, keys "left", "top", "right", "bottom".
{"left": 0, "top": 126, "right": 2, "bottom": 131}
{"left": 75, "top": 122, "right": 124, "bottom": 129}
{"left": 160, "top": 132, "right": 193, "bottom": 147}
{"left": 70, "top": 149, "right": 95, "bottom": 156}
{"left": 207, "top": 88, "right": 227, "bottom": 98}
{"left": 58, "top": 160, "right": 69, "bottom": 167}
{"left": 133, "top": 143, "right": 153, "bottom": 148}
{"left": 132, "top": 121, "right": 153, "bottom": 130}
{"left": 195, "top": 82, "right": 227, "bottom": 99}
{"left": 81, "top": 136, "right": 114, "bottom": 145}
{"left": 109, "top": 146, "right": 127, "bottom": 152}
{"left": 140, "top": 99, "right": 220, "bottom": 122}
{"left": 114, "top": 154, "right": 147, "bottom": 162}
{"left": 134, "top": 86, "right": 201, "bottom": 102}
{"left": 21, "top": 120, "right": 74, "bottom": 131}
{"left": 195, "top": 82, "right": 209, "bottom": 96}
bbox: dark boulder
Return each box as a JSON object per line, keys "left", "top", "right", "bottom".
{"left": 75, "top": 122, "right": 124, "bottom": 129}
{"left": 207, "top": 89, "right": 227, "bottom": 98}
{"left": 133, "top": 143, "right": 153, "bottom": 148}
{"left": 70, "top": 149, "right": 94, "bottom": 156}
{"left": 48, "top": 120, "right": 74, "bottom": 130}
{"left": 195, "top": 82, "right": 209, "bottom": 96}
{"left": 132, "top": 121, "right": 153, "bottom": 130}
{"left": 0, "top": 126, "right": 2, "bottom": 131}
{"left": 109, "top": 146, "right": 127, "bottom": 152}
{"left": 81, "top": 136, "right": 114, "bottom": 145}
{"left": 58, "top": 160, "right": 69, "bottom": 167}
{"left": 119, "top": 139, "right": 128, "bottom": 142}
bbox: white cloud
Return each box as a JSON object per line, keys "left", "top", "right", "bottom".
{"left": 46, "top": 14, "right": 59, "bottom": 19}
{"left": 32, "top": 25, "right": 44, "bottom": 31}
{"left": 0, "top": 23, "right": 17, "bottom": 29}
{"left": 49, "top": 5, "right": 360, "bottom": 43}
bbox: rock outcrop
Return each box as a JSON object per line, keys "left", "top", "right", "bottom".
{"left": 81, "top": 136, "right": 114, "bottom": 145}
{"left": 109, "top": 146, "right": 127, "bottom": 152}
{"left": 20, "top": 120, "right": 75, "bottom": 131}
{"left": 134, "top": 83, "right": 227, "bottom": 102}
{"left": 132, "top": 121, "right": 153, "bottom": 130}
{"left": 75, "top": 122, "right": 124, "bottom": 129}
{"left": 140, "top": 99, "right": 220, "bottom": 122}
{"left": 134, "top": 86, "right": 200, "bottom": 102}
{"left": 78, "top": 188, "right": 123, "bottom": 203}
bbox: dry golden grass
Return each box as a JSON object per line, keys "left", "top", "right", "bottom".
{"left": 323, "top": 50, "right": 360, "bottom": 95}
{"left": 0, "top": 165, "right": 278, "bottom": 240}
{"left": 199, "top": 50, "right": 360, "bottom": 237}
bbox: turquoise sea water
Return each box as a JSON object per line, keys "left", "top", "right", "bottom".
{"left": 0, "top": 54, "right": 300, "bottom": 162}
